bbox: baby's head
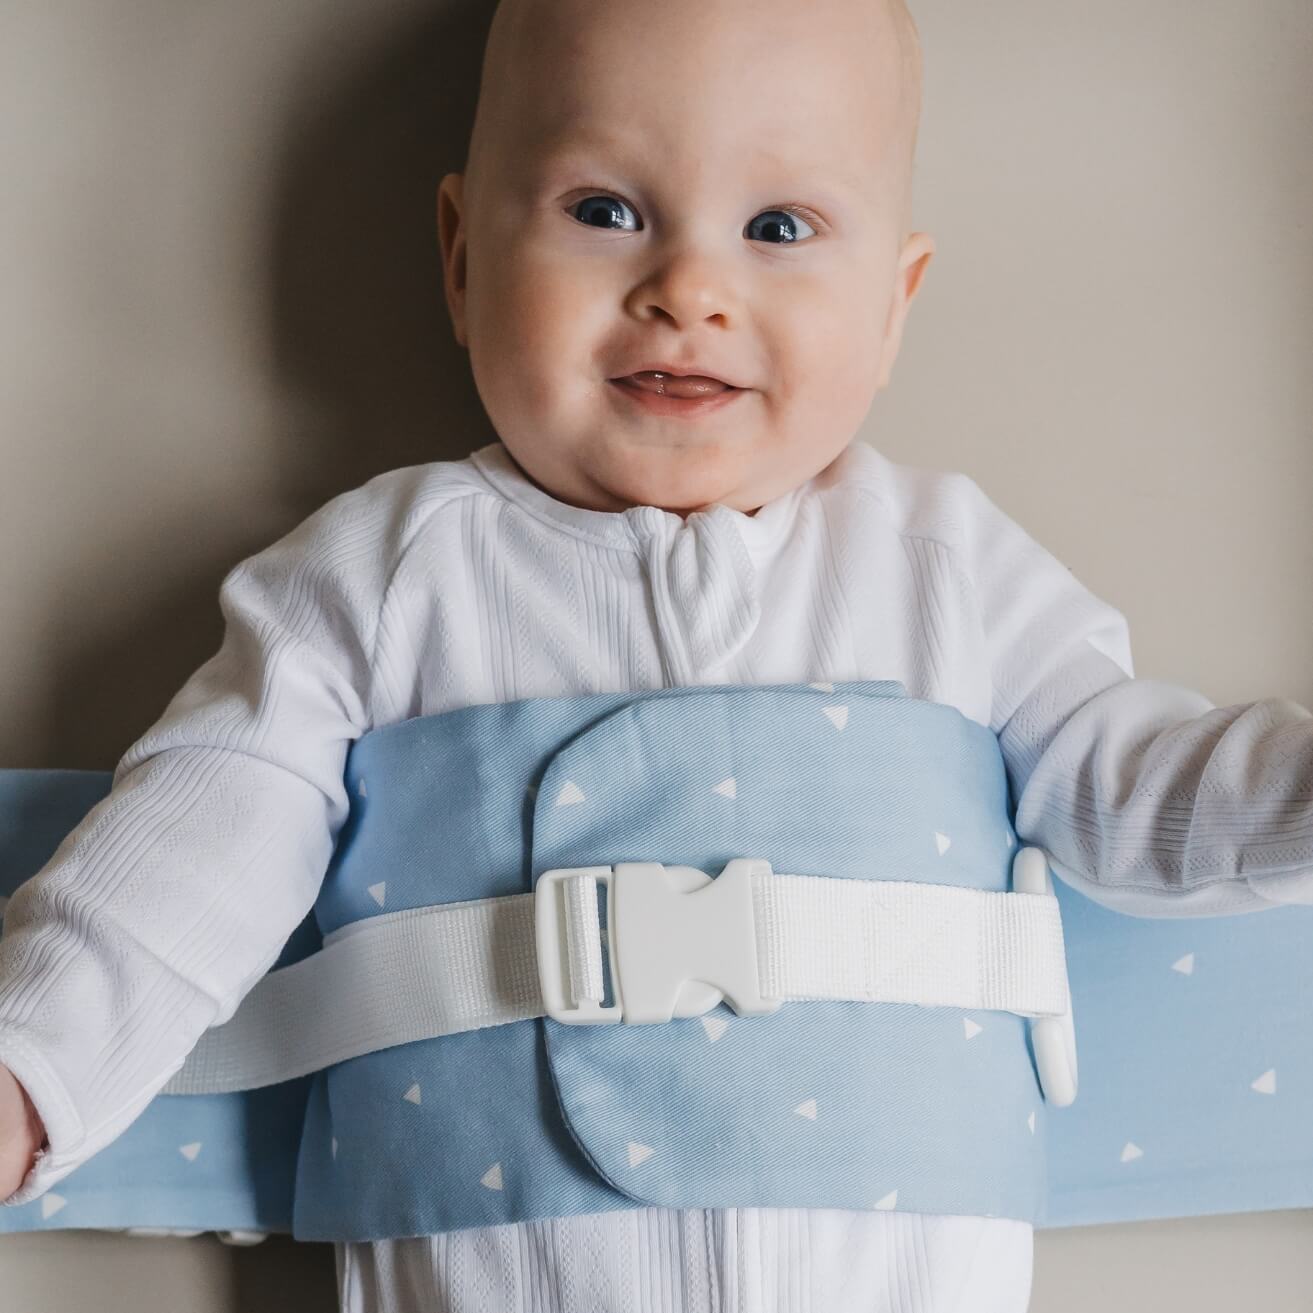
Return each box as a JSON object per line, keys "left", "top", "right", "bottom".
{"left": 438, "top": 0, "right": 934, "bottom": 518}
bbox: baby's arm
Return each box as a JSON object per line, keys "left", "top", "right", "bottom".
{"left": 0, "top": 473, "right": 409, "bottom": 1205}
{"left": 955, "top": 476, "right": 1313, "bottom": 916}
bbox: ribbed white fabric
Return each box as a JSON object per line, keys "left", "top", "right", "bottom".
{"left": 1, "top": 436, "right": 1310, "bottom": 1313}
{"left": 334, "top": 1207, "right": 1037, "bottom": 1313}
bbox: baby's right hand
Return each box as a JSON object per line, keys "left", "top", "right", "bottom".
{"left": 0, "top": 1063, "right": 46, "bottom": 1198}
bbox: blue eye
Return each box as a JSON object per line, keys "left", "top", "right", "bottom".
{"left": 567, "top": 195, "right": 818, "bottom": 243}
{"left": 572, "top": 195, "right": 639, "bottom": 231}
{"left": 745, "top": 210, "right": 817, "bottom": 244}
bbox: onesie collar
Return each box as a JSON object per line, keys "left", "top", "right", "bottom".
{"left": 468, "top": 440, "right": 809, "bottom": 554}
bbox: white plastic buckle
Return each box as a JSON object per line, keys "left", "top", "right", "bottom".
{"left": 535, "top": 858, "right": 783, "bottom": 1025}
{"left": 1012, "top": 845, "right": 1078, "bottom": 1107}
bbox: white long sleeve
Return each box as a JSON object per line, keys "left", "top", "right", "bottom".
{"left": 0, "top": 466, "right": 419, "bottom": 1204}
{"left": 947, "top": 472, "right": 1313, "bottom": 916}
{"left": 1, "top": 436, "right": 1308, "bottom": 1313}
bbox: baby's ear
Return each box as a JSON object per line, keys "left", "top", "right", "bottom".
{"left": 437, "top": 172, "right": 469, "bottom": 349}
{"left": 898, "top": 231, "right": 935, "bottom": 306}
{"left": 876, "top": 231, "right": 935, "bottom": 390}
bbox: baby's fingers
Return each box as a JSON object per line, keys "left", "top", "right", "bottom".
{"left": 0, "top": 1063, "right": 45, "bottom": 1198}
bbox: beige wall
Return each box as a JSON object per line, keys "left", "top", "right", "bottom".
{"left": 1, "top": 0, "right": 1310, "bottom": 1308}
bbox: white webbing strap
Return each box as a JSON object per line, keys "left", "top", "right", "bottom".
{"left": 563, "top": 873, "right": 606, "bottom": 1005}
{"left": 163, "top": 868, "right": 1069, "bottom": 1096}
{"left": 163, "top": 894, "right": 543, "bottom": 1095}
{"left": 756, "top": 875, "right": 1066, "bottom": 1014}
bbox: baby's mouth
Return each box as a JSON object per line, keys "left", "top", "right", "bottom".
{"left": 613, "top": 371, "right": 736, "bottom": 400}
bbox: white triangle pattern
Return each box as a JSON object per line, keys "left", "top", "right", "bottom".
{"left": 318, "top": 663, "right": 1285, "bottom": 1221}
{"left": 821, "top": 705, "right": 849, "bottom": 731}
{"left": 178, "top": 1141, "right": 202, "bottom": 1162}
{"left": 219, "top": 672, "right": 1309, "bottom": 1222}
{"left": 555, "top": 780, "right": 586, "bottom": 806}
{"left": 702, "top": 1015, "right": 729, "bottom": 1043}
{"left": 41, "top": 1193, "right": 67, "bottom": 1219}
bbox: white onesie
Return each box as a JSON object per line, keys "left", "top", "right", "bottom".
{"left": 2, "top": 437, "right": 1311, "bottom": 1312}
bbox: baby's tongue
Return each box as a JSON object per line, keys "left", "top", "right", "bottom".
{"left": 622, "top": 371, "right": 729, "bottom": 398}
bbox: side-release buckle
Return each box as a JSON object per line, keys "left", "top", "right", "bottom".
{"left": 535, "top": 858, "right": 783, "bottom": 1025}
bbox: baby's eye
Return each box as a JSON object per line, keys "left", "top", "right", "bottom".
{"left": 567, "top": 194, "right": 818, "bottom": 244}
{"left": 744, "top": 209, "right": 817, "bottom": 244}
{"left": 572, "top": 195, "right": 639, "bottom": 232}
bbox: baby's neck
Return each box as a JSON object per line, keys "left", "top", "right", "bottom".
{"left": 506, "top": 451, "right": 764, "bottom": 519}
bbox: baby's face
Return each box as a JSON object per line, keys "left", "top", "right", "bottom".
{"left": 438, "top": 0, "right": 934, "bottom": 517}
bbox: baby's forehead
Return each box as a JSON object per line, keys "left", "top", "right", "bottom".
{"left": 481, "top": 0, "right": 917, "bottom": 200}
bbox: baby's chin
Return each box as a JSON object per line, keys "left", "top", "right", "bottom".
{"left": 586, "top": 437, "right": 770, "bottom": 515}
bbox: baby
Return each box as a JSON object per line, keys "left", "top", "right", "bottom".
{"left": 2, "top": 0, "right": 1311, "bottom": 1309}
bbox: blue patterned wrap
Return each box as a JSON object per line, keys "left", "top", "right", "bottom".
{"left": 1, "top": 680, "right": 1310, "bottom": 1239}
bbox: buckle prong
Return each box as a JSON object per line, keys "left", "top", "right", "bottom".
{"left": 1013, "top": 845, "right": 1078, "bottom": 1107}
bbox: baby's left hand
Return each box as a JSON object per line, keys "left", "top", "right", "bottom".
{"left": 0, "top": 1063, "right": 47, "bottom": 1200}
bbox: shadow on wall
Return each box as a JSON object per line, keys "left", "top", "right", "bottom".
{"left": 268, "top": 0, "right": 497, "bottom": 500}
{"left": 44, "top": 1, "right": 498, "bottom": 771}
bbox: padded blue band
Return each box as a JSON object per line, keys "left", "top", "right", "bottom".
{"left": 1, "top": 681, "right": 1310, "bottom": 1238}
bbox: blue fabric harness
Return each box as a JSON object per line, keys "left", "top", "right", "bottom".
{"left": 1, "top": 680, "right": 1310, "bottom": 1239}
